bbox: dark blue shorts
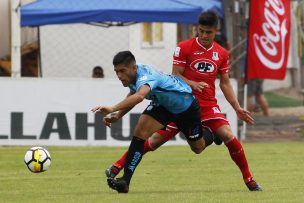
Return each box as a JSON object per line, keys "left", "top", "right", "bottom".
{"left": 142, "top": 99, "right": 203, "bottom": 141}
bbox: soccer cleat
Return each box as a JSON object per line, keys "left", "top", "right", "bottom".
{"left": 246, "top": 178, "right": 262, "bottom": 191}
{"left": 105, "top": 164, "right": 121, "bottom": 178}
{"left": 213, "top": 133, "right": 223, "bottom": 145}
{"left": 107, "top": 177, "right": 129, "bottom": 193}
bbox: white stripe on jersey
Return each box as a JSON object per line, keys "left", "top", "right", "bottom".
{"left": 173, "top": 59, "right": 186, "bottom": 64}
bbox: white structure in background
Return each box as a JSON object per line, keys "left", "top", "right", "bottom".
{"left": 39, "top": 23, "right": 176, "bottom": 78}
{"left": 0, "top": 78, "right": 238, "bottom": 146}
{"left": 5, "top": 0, "right": 302, "bottom": 87}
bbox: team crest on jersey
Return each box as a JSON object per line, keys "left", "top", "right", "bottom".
{"left": 174, "top": 47, "right": 181, "bottom": 57}
{"left": 212, "top": 52, "right": 219, "bottom": 61}
{"left": 212, "top": 107, "right": 221, "bottom": 113}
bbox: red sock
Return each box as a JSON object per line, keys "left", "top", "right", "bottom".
{"left": 225, "top": 137, "right": 252, "bottom": 183}
{"left": 114, "top": 138, "right": 153, "bottom": 168}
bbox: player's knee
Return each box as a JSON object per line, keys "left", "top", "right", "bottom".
{"left": 148, "top": 141, "right": 159, "bottom": 151}
{"left": 190, "top": 146, "right": 204, "bottom": 154}
{"left": 134, "top": 126, "right": 150, "bottom": 140}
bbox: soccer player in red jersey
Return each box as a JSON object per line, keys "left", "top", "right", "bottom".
{"left": 106, "top": 11, "right": 262, "bottom": 191}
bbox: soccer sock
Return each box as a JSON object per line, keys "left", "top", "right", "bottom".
{"left": 122, "top": 136, "right": 145, "bottom": 185}
{"left": 225, "top": 137, "right": 252, "bottom": 183}
{"left": 202, "top": 127, "right": 214, "bottom": 147}
{"left": 114, "top": 139, "right": 152, "bottom": 168}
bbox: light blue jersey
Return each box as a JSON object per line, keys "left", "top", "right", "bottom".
{"left": 128, "top": 64, "right": 195, "bottom": 114}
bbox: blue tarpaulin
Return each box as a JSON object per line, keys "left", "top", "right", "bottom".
{"left": 21, "top": 0, "right": 223, "bottom": 27}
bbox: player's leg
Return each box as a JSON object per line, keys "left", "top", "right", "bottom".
{"left": 105, "top": 123, "right": 179, "bottom": 178}
{"left": 213, "top": 123, "right": 262, "bottom": 191}
{"left": 107, "top": 113, "right": 165, "bottom": 193}
{"left": 175, "top": 99, "right": 214, "bottom": 154}
{"left": 107, "top": 105, "right": 175, "bottom": 193}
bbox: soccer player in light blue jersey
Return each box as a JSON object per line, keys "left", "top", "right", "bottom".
{"left": 91, "top": 51, "right": 214, "bottom": 193}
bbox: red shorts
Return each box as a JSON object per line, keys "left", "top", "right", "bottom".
{"left": 157, "top": 105, "right": 230, "bottom": 140}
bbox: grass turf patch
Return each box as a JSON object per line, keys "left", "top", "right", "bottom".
{"left": 0, "top": 142, "right": 304, "bottom": 203}
{"left": 265, "top": 92, "right": 303, "bottom": 108}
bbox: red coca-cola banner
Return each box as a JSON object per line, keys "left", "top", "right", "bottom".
{"left": 247, "top": 0, "right": 291, "bottom": 80}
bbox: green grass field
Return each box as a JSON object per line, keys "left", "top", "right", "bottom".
{"left": 1, "top": 142, "right": 304, "bottom": 203}
{"left": 265, "top": 92, "right": 303, "bottom": 107}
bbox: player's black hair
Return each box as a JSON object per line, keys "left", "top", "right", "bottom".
{"left": 198, "top": 11, "right": 218, "bottom": 28}
{"left": 113, "top": 51, "right": 136, "bottom": 67}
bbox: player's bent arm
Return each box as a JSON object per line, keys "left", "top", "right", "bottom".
{"left": 112, "top": 85, "right": 150, "bottom": 112}
{"left": 172, "top": 66, "right": 209, "bottom": 92}
{"left": 219, "top": 73, "right": 241, "bottom": 111}
{"left": 115, "top": 93, "right": 136, "bottom": 119}
{"left": 172, "top": 65, "right": 190, "bottom": 84}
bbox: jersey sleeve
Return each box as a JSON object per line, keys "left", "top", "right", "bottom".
{"left": 218, "top": 49, "right": 229, "bottom": 75}
{"left": 173, "top": 42, "right": 187, "bottom": 68}
{"left": 136, "top": 74, "right": 159, "bottom": 92}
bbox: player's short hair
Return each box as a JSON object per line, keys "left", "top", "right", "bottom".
{"left": 198, "top": 11, "right": 218, "bottom": 28}
{"left": 113, "top": 51, "right": 136, "bottom": 67}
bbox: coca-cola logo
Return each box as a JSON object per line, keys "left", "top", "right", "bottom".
{"left": 253, "top": 0, "right": 288, "bottom": 70}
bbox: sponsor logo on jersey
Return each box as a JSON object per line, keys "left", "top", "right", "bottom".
{"left": 139, "top": 75, "right": 148, "bottom": 81}
{"left": 194, "top": 62, "right": 214, "bottom": 73}
{"left": 174, "top": 47, "right": 181, "bottom": 57}
{"left": 193, "top": 51, "right": 204, "bottom": 55}
{"left": 190, "top": 59, "right": 217, "bottom": 74}
{"left": 212, "top": 52, "right": 219, "bottom": 61}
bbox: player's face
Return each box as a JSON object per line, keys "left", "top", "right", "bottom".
{"left": 197, "top": 25, "right": 217, "bottom": 48}
{"left": 114, "top": 64, "right": 137, "bottom": 87}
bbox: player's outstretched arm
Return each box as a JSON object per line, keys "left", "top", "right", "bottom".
{"left": 219, "top": 73, "right": 254, "bottom": 125}
{"left": 91, "top": 85, "right": 150, "bottom": 116}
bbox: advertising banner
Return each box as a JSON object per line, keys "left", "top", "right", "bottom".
{"left": 0, "top": 78, "right": 237, "bottom": 146}
{"left": 247, "top": 0, "right": 291, "bottom": 80}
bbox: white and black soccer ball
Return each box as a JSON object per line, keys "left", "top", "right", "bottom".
{"left": 24, "top": 146, "right": 51, "bottom": 173}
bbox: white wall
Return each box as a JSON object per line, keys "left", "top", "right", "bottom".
{"left": 39, "top": 23, "right": 177, "bottom": 78}
{"left": 40, "top": 23, "right": 129, "bottom": 78}
{"left": 0, "top": 78, "right": 237, "bottom": 146}
{"left": 0, "top": 0, "right": 37, "bottom": 59}
{"left": 129, "top": 23, "right": 177, "bottom": 74}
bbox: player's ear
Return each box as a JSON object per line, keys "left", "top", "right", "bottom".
{"left": 131, "top": 63, "right": 137, "bottom": 71}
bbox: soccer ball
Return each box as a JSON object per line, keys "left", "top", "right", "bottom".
{"left": 24, "top": 146, "right": 51, "bottom": 173}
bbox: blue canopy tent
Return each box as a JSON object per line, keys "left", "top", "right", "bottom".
{"left": 21, "top": 0, "right": 223, "bottom": 27}
{"left": 11, "top": 0, "right": 223, "bottom": 77}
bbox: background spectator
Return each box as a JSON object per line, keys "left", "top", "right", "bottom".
{"left": 247, "top": 79, "right": 270, "bottom": 116}
{"left": 92, "top": 66, "right": 104, "bottom": 78}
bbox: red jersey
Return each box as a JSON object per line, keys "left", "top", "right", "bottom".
{"left": 173, "top": 37, "right": 229, "bottom": 109}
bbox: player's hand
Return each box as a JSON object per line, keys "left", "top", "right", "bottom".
{"left": 236, "top": 108, "right": 254, "bottom": 125}
{"left": 190, "top": 81, "right": 209, "bottom": 92}
{"left": 102, "top": 114, "right": 119, "bottom": 128}
{"left": 91, "top": 106, "right": 114, "bottom": 116}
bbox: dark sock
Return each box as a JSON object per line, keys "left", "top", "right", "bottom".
{"left": 202, "top": 127, "right": 214, "bottom": 147}
{"left": 114, "top": 138, "right": 153, "bottom": 168}
{"left": 122, "top": 136, "right": 145, "bottom": 185}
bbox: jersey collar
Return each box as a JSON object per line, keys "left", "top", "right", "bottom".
{"left": 196, "top": 37, "right": 213, "bottom": 52}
